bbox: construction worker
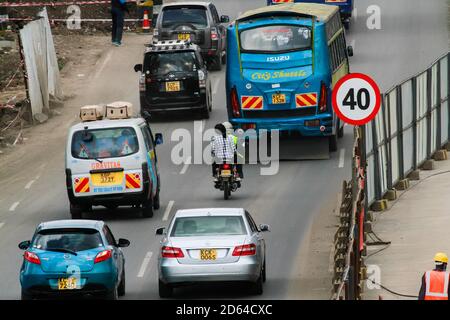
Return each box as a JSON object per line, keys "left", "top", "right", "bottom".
{"left": 111, "top": 0, "right": 129, "bottom": 46}
{"left": 223, "top": 122, "right": 244, "bottom": 180}
{"left": 418, "top": 253, "right": 450, "bottom": 300}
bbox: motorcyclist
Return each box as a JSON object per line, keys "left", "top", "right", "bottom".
{"left": 211, "top": 123, "right": 236, "bottom": 183}
{"left": 222, "top": 122, "right": 244, "bottom": 180}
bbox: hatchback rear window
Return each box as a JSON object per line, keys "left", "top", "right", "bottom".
{"left": 240, "top": 25, "right": 312, "bottom": 53}
{"left": 71, "top": 127, "right": 139, "bottom": 159}
{"left": 162, "top": 6, "right": 208, "bottom": 29}
{"left": 145, "top": 51, "right": 197, "bottom": 75}
{"left": 171, "top": 216, "right": 247, "bottom": 237}
{"left": 32, "top": 228, "right": 103, "bottom": 252}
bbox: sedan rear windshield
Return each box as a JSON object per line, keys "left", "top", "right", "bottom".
{"left": 171, "top": 216, "right": 247, "bottom": 237}
{"left": 240, "top": 25, "right": 312, "bottom": 53}
{"left": 162, "top": 6, "right": 208, "bottom": 29}
{"left": 32, "top": 228, "right": 103, "bottom": 252}
{"left": 144, "top": 51, "right": 197, "bottom": 75}
{"left": 71, "top": 127, "right": 139, "bottom": 159}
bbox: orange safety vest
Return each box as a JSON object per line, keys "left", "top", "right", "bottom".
{"left": 424, "top": 270, "right": 450, "bottom": 300}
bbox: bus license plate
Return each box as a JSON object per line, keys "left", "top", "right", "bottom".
{"left": 178, "top": 33, "right": 190, "bottom": 41}
{"left": 200, "top": 249, "right": 217, "bottom": 261}
{"left": 58, "top": 278, "right": 77, "bottom": 290}
{"left": 166, "top": 81, "right": 181, "bottom": 92}
{"left": 272, "top": 94, "right": 286, "bottom": 104}
{"left": 91, "top": 172, "right": 124, "bottom": 186}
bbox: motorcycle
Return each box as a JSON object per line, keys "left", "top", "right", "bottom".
{"left": 214, "top": 163, "right": 241, "bottom": 200}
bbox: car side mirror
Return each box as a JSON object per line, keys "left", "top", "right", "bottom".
{"left": 347, "top": 46, "right": 354, "bottom": 57}
{"left": 220, "top": 15, "right": 230, "bottom": 23}
{"left": 259, "top": 224, "right": 271, "bottom": 232}
{"left": 142, "top": 110, "right": 151, "bottom": 123}
{"left": 156, "top": 227, "right": 165, "bottom": 235}
{"left": 117, "top": 238, "right": 130, "bottom": 248}
{"left": 155, "top": 133, "right": 163, "bottom": 145}
{"left": 134, "top": 63, "right": 143, "bottom": 73}
{"left": 18, "top": 240, "right": 31, "bottom": 250}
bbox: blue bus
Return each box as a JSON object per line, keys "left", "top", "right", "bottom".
{"left": 226, "top": 3, "right": 353, "bottom": 151}
{"left": 267, "top": 0, "right": 353, "bottom": 29}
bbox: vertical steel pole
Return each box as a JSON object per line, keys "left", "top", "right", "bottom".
{"left": 397, "top": 86, "right": 405, "bottom": 179}
{"left": 426, "top": 69, "right": 432, "bottom": 158}
{"left": 436, "top": 61, "right": 442, "bottom": 149}
{"left": 412, "top": 77, "right": 418, "bottom": 169}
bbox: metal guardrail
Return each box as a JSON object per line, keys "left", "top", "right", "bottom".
{"left": 365, "top": 52, "right": 449, "bottom": 206}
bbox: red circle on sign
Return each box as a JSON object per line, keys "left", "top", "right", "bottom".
{"left": 332, "top": 73, "right": 381, "bottom": 126}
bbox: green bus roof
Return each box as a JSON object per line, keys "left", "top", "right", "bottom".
{"left": 237, "top": 3, "right": 339, "bottom": 23}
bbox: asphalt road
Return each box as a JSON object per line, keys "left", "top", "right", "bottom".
{"left": 0, "top": 0, "right": 447, "bottom": 300}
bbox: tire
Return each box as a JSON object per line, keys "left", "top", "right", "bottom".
{"left": 252, "top": 271, "right": 264, "bottom": 295}
{"left": 344, "top": 20, "right": 350, "bottom": 30}
{"left": 70, "top": 203, "right": 83, "bottom": 219}
{"left": 211, "top": 55, "right": 222, "bottom": 71}
{"left": 221, "top": 51, "right": 226, "bottom": 65}
{"left": 118, "top": 270, "right": 126, "bottom": 297}
{"left": 338, "top": 123, "right": 344, "bottom": 139}
{"left": 159, "top": 279, "right": 173, "bottom": 298}
{"left": 201, "top": 105, "right": 210, "bottom": 119}
{"left": 224, "top": 181, "right": 230, "bottom": 200}
{"left": 105, "top": 287, "right": 118, "bottom": 300}
{"left": 262, "top": 259, "right": 266, "bottom": 283}
{"left": 329, "top": 134, "right": 338, "bottom": 152}
{"left": 142, "top": 198, "right": 154, "bottom": 218}
{"left": 153, "top": 189, "right": 160, "bottom": 210}
{"left": 21, "top": 289, "right": 33, "bottom": 300}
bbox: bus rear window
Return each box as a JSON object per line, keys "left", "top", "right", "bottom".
{"left": 240, "top": 25, "right": 311, "bottom": 53}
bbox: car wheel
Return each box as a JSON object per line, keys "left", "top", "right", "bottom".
{"left": 118, "top": 270, "right": 126, "bottom": 297}
{"left": 252, "top": 271, "right": 264, "bottom": 295}
{"left": 209, "top": 88, "right": 213, "bottom": 112}
{"left": 159, "top": 279, "right": 173, "bottom": 298}
{"left": 153, "top": 189, "right": 160, "bottom": 210}
{"left": 70, "top": 203, "right": 83, "bottom": 219}
{"left": 221, "top": 51, "right": 226, "bottom": 65}
{"left": 105, "top": 287, "right": 119, "bottom": 300}
{"left": 201, "top": 105, "right": 210, "bottom": 119}
{"left": 329, "top": 134, "right": 338, "bottom": 152}
{"left": 338, "top": 122, "right": 344, "bottom": 138}
{"left": 142, "top": 198, "right": 154, "bottom": 218}
{"left": 262, "top": 259, "right": 266, "bottom": 283}
{"left": 211, "top": 55, "right": 222, "bottom": 71}
{"left": 21, "top": 289, "right": 33, "bottom": 300}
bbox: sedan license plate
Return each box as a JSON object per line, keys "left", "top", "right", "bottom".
{"left": 178, "top": 33, "right": 190, "bottom": 41}
{"left": 91, "top": 172, "right": 124, "bottom": 186}
{"left": 221, "top": 170, "right": 232, "bottom": 176}
{"left": 165, "top": 81, "right": 181, "bottom": 92}
{"left": 272, "top": 93, "right": 286, "bottom": 104}
{"left": 200, "top": 249, "right": 217, "bottom": 261}
{"left": 58, "top": 278, "right": 77, "bottom": 290}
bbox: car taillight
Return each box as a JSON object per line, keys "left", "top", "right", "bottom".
{"left": 94, "top": 250, "right": 112, "bottom": 264}
{"left": 232, "top": 244, "right": 256, "bottom": 256}
{"left": 319, "top": 82, "right": 328, "bottom": 113}
{"left": 24, "top": 251, "right": 41, "bottom": 265}
{"left": 198, "top": 70, "right": 206, "bottom": 88}
{"left": 139, "top": 74, "right": 146, "bottom": 92}
{"left": 161, "top": 246, "right": 184, "bottom": 258}
{"left": 231, "top": 87, "right": 241, "bottom": 117}
{"left": 211, "top": 27, "right": 218, "bottom": 40}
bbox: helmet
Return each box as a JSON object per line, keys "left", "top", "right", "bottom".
{"left": 434, "top": 252, "right": 448, "bottom": 264}
{"left": 222, "top": 121, "right": 233, "bottom": 134}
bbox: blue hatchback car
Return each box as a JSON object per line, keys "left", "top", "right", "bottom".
{"left": 19, "top": 220, "right": 130, "bottom": 300}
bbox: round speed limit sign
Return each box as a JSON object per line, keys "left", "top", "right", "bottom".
{"left": 332, "top": 73, "right": 381, "bottom": 126}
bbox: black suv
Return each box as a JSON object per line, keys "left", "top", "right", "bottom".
{"left": 153, "top": 2, "right": 229, "bottom": 71}
{"left": 134, "top": 40, "right": 212, "bottom": 119}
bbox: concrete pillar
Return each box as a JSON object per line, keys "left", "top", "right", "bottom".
{"left": 408, "top": 170, "right": 420, "bottom": 181}
{"left": 421, "top": 159, "right": 435, "bottom": 170}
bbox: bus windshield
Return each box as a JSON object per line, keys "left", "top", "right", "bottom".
{"left": 240, "top": 25, "right": 311, "bottom": 53}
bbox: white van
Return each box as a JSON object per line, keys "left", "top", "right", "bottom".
{"left": 65, "top": 103, "right": 163, "bottom": 219}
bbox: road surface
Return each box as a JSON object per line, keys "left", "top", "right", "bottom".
{"left": 0, "top": 0, "right": 447, "bottom": 299}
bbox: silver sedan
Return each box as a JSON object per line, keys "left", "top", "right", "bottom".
{"left": 156, "top": 208, "right": 270, "bottom": 298}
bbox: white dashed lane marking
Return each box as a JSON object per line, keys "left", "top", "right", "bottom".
{"left": 162, "top": 200, "right": 175, "bottom": 221}
{"left": 137, "top": 251, "right": 153, "bottom": 278}
{"left": 9, "top": 202, "right": 20, "bottom": 212}
{"left": 338, "top": 148, "right": 346, "bottom": 168}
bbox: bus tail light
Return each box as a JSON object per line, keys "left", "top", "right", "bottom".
{"left": 319, "top": 83, "right": 328, "bottom": 113}
{"left": 231, "top": 87, "right": 241, "bottom": 117}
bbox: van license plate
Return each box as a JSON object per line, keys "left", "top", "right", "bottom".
{"left": 178, "top": 33, "right": 190, "bottom": 41}
{"left": 91, "top": 172, "right": 124, "bottom": 186}
{"left": 58, "top": 278, "right": 77, "bottom": 290}
{"left": 272, "top": 94, "right": 286, "bottom": 104}
{"left": 200, "top": 249, "right": 217, "bottom": 261}
{"left": 166, "top": 81, "right": 180, "bottom": 92}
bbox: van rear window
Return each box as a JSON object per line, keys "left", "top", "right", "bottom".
{"left": 240, "top": 25, "right": 311, "bottom": 53}
{"left": 71, "top": 127, "right": 139, "bottom": 159}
